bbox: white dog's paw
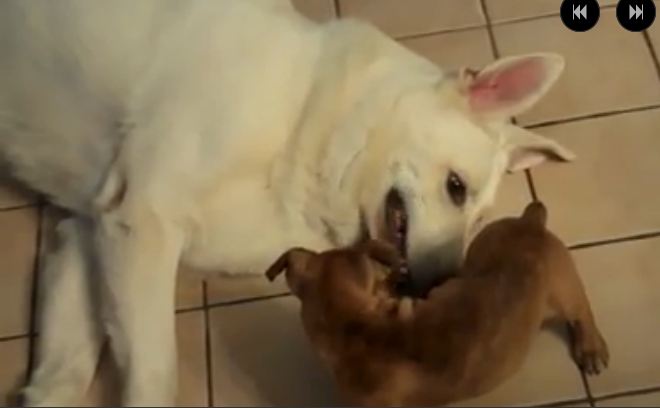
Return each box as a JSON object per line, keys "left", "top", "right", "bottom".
{"left": 20, "top": 381, "right": 82, "bottom": 408}
{"left": 20, "top": 362, "right": 96, "bottom": 407}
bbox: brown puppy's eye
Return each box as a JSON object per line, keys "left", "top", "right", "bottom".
{"left": 446, "top": 171, "right": 467, "bottom": 207}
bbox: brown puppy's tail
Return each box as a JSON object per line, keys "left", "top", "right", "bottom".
{"left": 264, "top": 247, "right": 317, "bottom": 297}
{"left": 522, "top": 201, "right": 548, "bottom": 227}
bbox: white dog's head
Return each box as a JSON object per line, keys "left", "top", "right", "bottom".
{"left": 342, "top": 53, "right": 574, "bottom": 294}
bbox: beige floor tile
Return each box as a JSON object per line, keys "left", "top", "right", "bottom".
{"left": 649, "top": 23, "right": 660, "bottom": 50}
{"left": 291, "top": 0, "right": 335, "bottom": 22}
{"left": 453, "top": 325, "right": 587, "bottom": 407}
{"left": 531, "top": 111, "right": 660, "bottom": 245}
{"left": 83, "top": 312, "right": 208, "bottom": 407}
{"left": 400, "top": 28, "right": 494, "bottom": 70}
{"left": 0, "top": 208, "right": 38, "bottom": 338}
{"left": 556, "top": 402, "right": 592, "bottom": 407}
{"left": 209, "top": 297, "right": 338, "bottom": 406}
{"left": 488, "top": 172, "right": 532, "bottom": 221}
{"left": 597, "top": 391, "right": 660, "bottom": 406}
{"left": 467, "top": 173, "right": 532, "bottom": 245}
{"left": 205, "top": 274, "right": 289, "bottom": 305}
{"left": 0, "top": 182, "right": 36, "bottom": 210}
{"left": 0, "top": 338, "right": 28, "bottom": 406}
{"left": 486, "top": 0, "right": 617, "bottom": 23}
{"left": 493, "top": 10, "right": 660, "bottom": 126}
{"left": 339, "top": 0, "right": 485, "bottom": 38}
{"left": 175, "top": 312, "right": 209, "bottom": 407}
{"left": 81, "top": 346, "right": 121, "bottom": 407}
{"left": 572, "top": 238, "right": 660, "bottom": 396}
{"left": 176, "top": 270, "right": 204, "bottom": 311}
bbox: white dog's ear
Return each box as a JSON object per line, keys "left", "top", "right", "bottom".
{"left": 459, "top": 53, "right": 565, "bottom": 119}
{"left": 503, "top": 125, "right": 576, "bottom": 172}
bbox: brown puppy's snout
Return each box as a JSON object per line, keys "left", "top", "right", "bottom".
{"left": 264, "top": 247, "right": 317, "bottom": 297}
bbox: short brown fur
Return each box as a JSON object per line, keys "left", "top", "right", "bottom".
{"left": 265, "top": 202, "right": 609, "bottom": 406}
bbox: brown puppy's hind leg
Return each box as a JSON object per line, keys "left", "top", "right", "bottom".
{"left": 545, "top": 246, "right": 609, "bottom": 376}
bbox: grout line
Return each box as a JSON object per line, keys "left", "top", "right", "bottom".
{"left": 0, "top": 333, "right": 30, "bottom": 344}
{"left": 394, "top": 4, "right": 621, "bottom": 43}
{"left": 395, "top": 24, "right": 487, "bottom": 42}
{"left": 524, "top": 170, "right": 539, "bottom": 201}
{"left": 332, "top": 0, "right": 341, "bottom": 18}
{"left": 534, "top": 397, "right": 592, "bottom": 407}
{"left": 488, "top": 4, "right": 617, "bottom": 28}
{"left": 489, "top": 11, "right": 561, "bottom": 27}
{"left": 478, "top": 0, "right": 500, "bottom": 59}
{"left": 202, "top": 281, "right": 214, "bottom": 408}
{"left": 642, "top": 30, "right": 660, "bottom": 81}
{"left": 569, "top": 230, "right": 660, "bottom": 251}
{"left": 25, "top": 204, "right": 44, "bottom": 383}
{"left": 580, "top": 367, "right": 596, "bottom": 407}
{"left": 175, "top": 305, "right": 206, "bottom": 315}
{"left": 396, "top": 3, "right": 616, "bottom": 43}
{"left": 514, "top": 116, "right": 540, "bottom": 203}
{"left": 206, "top": 292, "right": 292, "bottom": 310}
{"left": 0, "top": 203, "right": 38, "bottom": 212}
{"left": 564, "top": 322, "right": 597, "bottom": 407}
{"left": 525, "top": 104, "right": 660, "bottom": 130}
{"left": 593, "top": 384, "right": 660, "bottom": 403}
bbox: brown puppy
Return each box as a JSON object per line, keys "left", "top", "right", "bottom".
{"left": 265, "top": 202, "right": 609, "bottom": 406}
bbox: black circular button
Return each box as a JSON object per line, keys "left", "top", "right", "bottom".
{"left": 616, "top": 0, "right": 656, "bottom": 32}
{"left": 561, "top": 0, "right": 601, "bottom": 32}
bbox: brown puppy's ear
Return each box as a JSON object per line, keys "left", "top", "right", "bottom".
{"left": 265, "top": 248, "right": 316, "bottom": 280}
{"left": 265, "top": 251, "right": 291, "bottom": 282}
{"left": 362, "top": 240, "right": 402, "bottom": 270}
{"left": 265, "top": 248, "right": 317, "bottom": 296}
{"left": 522, "top": 201, "right": 548, "bottom": 227}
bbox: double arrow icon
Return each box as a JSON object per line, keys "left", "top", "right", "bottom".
{"left": 629, "top": 4, "right": 643, "bottom": 19}
{"left": 573, "top": 4, "right": 587, "bottom": 19}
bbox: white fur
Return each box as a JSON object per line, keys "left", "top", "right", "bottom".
{"left": 0, "top": 1, "right": 574, "bottom": 405}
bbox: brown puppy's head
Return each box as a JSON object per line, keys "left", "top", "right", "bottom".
{"left": 265, "top": 240, "right": 402, "bottom": 301}
{"left": 464, "top": 201, "right": 548, "bottom": 270}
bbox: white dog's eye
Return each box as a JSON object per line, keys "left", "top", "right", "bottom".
{"left": 446, "top": 171, "right": 467, "bottom": 207}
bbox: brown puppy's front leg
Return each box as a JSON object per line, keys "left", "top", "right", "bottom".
{"left": 360, "top": 240, "right": 410, "bottom": 294}
{"left": 361, "top": 239, "right": 402, "bottom": 270}
{"left": 546, "top": 255, "right": 609, "bottom": 375}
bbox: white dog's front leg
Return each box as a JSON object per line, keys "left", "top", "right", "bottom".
{"left": 94, "top": 206, "right": 183, "bottom": 407}
{"left": 22, "top": 216, "right": 103, "bottom": 407}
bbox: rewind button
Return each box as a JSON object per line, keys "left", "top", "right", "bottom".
{"left": 561, "top": 0, "right": 600, "bottom": 32}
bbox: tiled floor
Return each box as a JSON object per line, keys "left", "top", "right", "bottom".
{"left": 1, "top": 1, "right": 659, "bottom": 407}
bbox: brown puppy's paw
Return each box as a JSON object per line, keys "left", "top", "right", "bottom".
{"left": 571, "top": 322, "right": 609, "bottom": 375}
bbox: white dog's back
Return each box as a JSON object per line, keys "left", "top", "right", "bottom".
{"left": 0, "top": 0, "right": 312, "bottom": 211}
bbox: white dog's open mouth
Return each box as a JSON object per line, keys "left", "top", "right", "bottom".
{"left": 385, "top": 188, "right": 409, "bottom": 269}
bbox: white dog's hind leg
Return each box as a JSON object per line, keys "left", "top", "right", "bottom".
{"left": 95, "top": 206, "right": 183, "bottom": 406}
{"left": 22, "top": 216, "right": 104, "bottom": 407}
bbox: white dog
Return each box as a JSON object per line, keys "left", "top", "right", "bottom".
{"left": 0, "top": 0, "right": 575, "bottom": 406}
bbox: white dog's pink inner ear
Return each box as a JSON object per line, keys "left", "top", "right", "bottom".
{"left": 468, "top": 58, "right": 546, "bottom": 114}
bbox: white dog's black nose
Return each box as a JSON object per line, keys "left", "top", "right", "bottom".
{"left": 407, "top": 245, "right": 462, "bottom": 297}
